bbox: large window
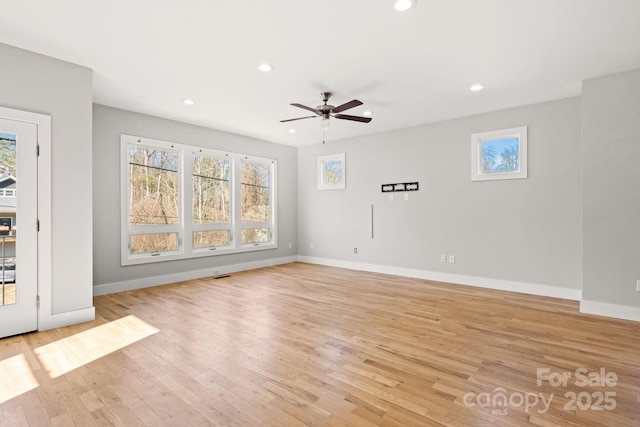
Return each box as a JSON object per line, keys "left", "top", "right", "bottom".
{"left": 121, "top": 135, "right": 277, "bottom": 265}
{"left": 127, "top": 146, "right": 180, "bottom": 255}
{"left": 241, "top": 160, "right": 272, "bottom": 244}
{"left": 192, "top": 154, "right": 231, "bottom": 249}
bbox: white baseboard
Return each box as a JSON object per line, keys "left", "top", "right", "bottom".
{"left": 38, "top": 306, "right": 96, "bottom": 332}
{"left": 93, "top": 256, "right": 298, "bottom": 296}
{"left": 580, "top": 300, "right": 640, "bottom": 322}
{"left": 297, "top": 256, "right": 582, "bottom": 301}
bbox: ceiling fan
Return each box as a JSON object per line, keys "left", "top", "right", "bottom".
{"left": 280, "top": 92, "right": 372, "bottom": 125}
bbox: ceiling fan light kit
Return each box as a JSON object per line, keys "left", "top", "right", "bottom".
{"left": 321, "top": 115, "right": 330, "bottom": 130}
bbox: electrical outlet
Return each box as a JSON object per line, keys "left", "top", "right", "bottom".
{"left": 404, "top": 193, "right": 409, "bottom": 201}
{"left": 309, "top": 243, "right": 314, "bottom": 249}
{"left": 354, "top": 248, "right": 358, "bottom": 254}
{"left": 389, "top": 194, "right": 394, "bottom": 201}
{"left": 288, "top": 242, "right": 292, "bottom": 249}
{"left": 440, "top": 254, "right": 447, "bottom": 263}
{"left": 448, "top": 255, "right": 455, "bottom": 264}
{"left": 637, "top": 280, "right": 640, "bottom": 292}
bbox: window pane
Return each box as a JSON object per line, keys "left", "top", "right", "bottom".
{"left": 0, "top": 133, "right": 16, "bottom": 305}
{"left": 192, "top": 155, "right": 230, "bottom": 223}
{"left": 242, "top": 228, "right": 269, "bottom": 244}
{"left": 128, "top": 146, "right": 179, "bottom": 225}
{"left": 322, "top": 159, "right": 343, "bottom": 186}
{"left": 193, "top": 230, "right": 229, "bottom": 248}
{"left": 481, "top": 137, "right": 520, "bottom": 173}
{"left": 241, "top": 161, "right": 270, "bottom": 222}
{"left": 130, "top": 233, "right": 178, "bottom": 254}
{"left": 0, "top": 132, "right": 16, "bottom": 175}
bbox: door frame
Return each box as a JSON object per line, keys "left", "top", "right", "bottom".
{"left": 0, "top": 106, "right": 51, "bottom": 332}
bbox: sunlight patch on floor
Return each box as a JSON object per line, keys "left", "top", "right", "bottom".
{"left": 34, "top": 315, "right": 158, "bottom": 378}
{"left": 0, "top": 354, "right": 39, "bottom": 404}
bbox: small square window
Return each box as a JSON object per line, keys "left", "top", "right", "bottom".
{"left": 317, "top": 153, "right": 346, "bottom": 190}
{"left": 471, "top": 126, "right": 527, "bottom": 181}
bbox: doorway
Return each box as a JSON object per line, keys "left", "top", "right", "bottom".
{"left": 0, "top": 116, "right": 38, "bottom": 338}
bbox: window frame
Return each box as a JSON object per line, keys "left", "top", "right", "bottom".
{"left": 124, "top": 140, "right": 182, "bottom": 259}
{"left": 120, "top": 134, "right": 277, "bottom": 266}
{"left": 191, "top": 151, "right": 233, "bottom": 253}
{"left": 240, "top": 158, "right": 275, "bottom": 246}
{"left": 471, "top": 126, "right": 528, "bottom": 182}
{"left": 317, "top": 153, "right": 346, "bottom": 190}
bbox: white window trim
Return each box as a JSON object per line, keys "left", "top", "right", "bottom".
{"left": 471, "top": 126, "right": 528, "bottom": 182}
{"left": 317, "top": 152, "right": 346, "bottom": 190}
{"left": 239, "top": 157, "right": 276, "bottom": 247}
{"left": 190, "top": 151, "right": 233, "bottom": 253}
{"left": 120, "top": 134, "right": 277, "bottom": 266}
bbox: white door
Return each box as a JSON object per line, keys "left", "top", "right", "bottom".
{"left": 0, "top": 118, "right": 38, "bottom": 338}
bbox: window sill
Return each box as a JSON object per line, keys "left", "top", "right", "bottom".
{"left": 121, "top": 243, "right": 278, "bottom": 266}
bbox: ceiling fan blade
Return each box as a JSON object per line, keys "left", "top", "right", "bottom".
{"left": 334, "top": 114, "right": 372, "bottom": 123}
{"left": 290, "top": 103, "right": 319, "bottom": 113}
{"left": 332, "top": 99, "right": 363, "bottom": 113}
{"left": 280, "top": 116, "right": 317, "bottom": 123}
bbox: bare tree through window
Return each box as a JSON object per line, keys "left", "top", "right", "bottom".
{"left": 192, "top": 155, "right": 230, "bottom": 248}
{"left": 128, "top": 146, "right": 179, "bottom": 253}
{"left": 121, "top": 135, "right": 277, "bottom": 263}
{"left": 241, "top": 160, "right": 271, "bottom": 244}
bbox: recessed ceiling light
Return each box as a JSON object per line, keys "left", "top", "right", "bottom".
{"left": 363, "top": 110, "right": 373, "bottom": 116}
{"left": 288, "top": 129, "right": 296, "bottom": 133}
{"left": 394, "top": 0, "right": 417, "bottom": 11}
{"left": 182, "top": 99, "right": 195, "bottom": 105}
{"left": 470, "top": 84, "right": 485, "bottom": 92}
{"left": 258, "top": 63, "right": 273, "bottom": 72}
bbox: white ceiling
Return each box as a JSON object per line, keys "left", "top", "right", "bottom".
{"left": 2, "top": 1, "right": 640, "bottom": 146}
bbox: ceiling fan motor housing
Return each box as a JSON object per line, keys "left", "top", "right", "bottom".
{"left": 319, "top": 92, "right": 334, "bottom": 113}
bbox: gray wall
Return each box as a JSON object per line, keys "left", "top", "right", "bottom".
{"left": 582, "top": 69, "right": 640, "bottom": 307}
{"left": 6, "top": 39, "right": 639, "bottom": 321}
{"left": 92, "top": 104, "right": 298, "bottom": 286}
{"left": 299, "top": 97, "right": 582, "bottom": 292}
{"left": 0, "top": 43, "right": 93, "bottom": 314}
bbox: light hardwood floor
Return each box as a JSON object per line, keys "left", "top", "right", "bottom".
{"left": 1, "top": 262, "right": 639, "bottom": 426}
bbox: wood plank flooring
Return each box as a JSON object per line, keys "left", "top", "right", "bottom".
{"left": 1, "top": 262, "right": 639, "bottom": 426}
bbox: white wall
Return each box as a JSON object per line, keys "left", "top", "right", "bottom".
{"left": 0, "top": 43, "right": 94, "bottom": 327}
{"left": 581, "top": 68, "right": 640, "bottom": 320}
{"left": 298, "top": 98, "right": 583, "bottom": 298}
{"left": 92, "top": 105, "right": 298, "bottom": 293}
